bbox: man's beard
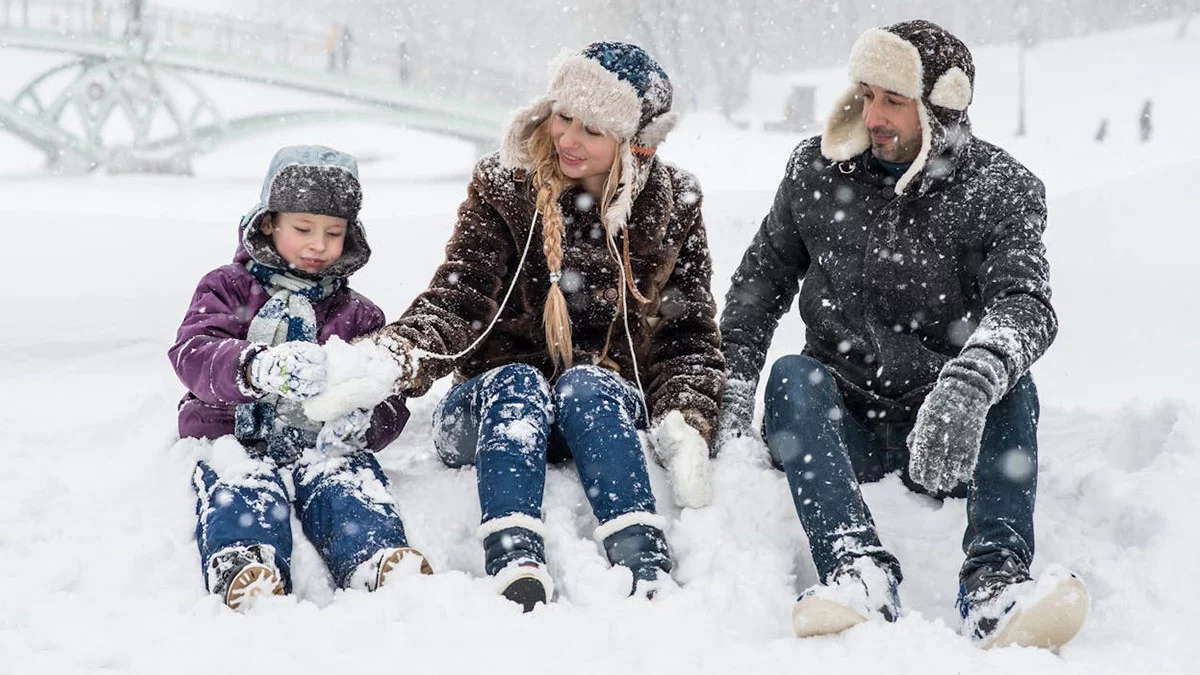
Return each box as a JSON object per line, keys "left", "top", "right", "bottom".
{"left": 869, "top": 127, "right": 921, "bottom": 163}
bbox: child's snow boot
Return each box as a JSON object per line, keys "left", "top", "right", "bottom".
{"left": 792, "top": 555, "right": 900, "bottom": 637}
{"left": 481, "top": 515, "right": 553, "bottom": 612}
{"left": 352, "top": 546, "right": 434, "bottom": 591}
{"left": 957, "top": 559, "right": 1089, "bottom": 651}
{"left": 207, "top": 543, "right": 285, "bottom": 612}
{"left": 597, "top": 514, "right": 674, "bottom": 600}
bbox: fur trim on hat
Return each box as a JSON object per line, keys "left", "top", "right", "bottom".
{"left": 547, "top": 53, "right": 643, "bottom": 140}
{"left": 636, "top": 110, "right": 679, "bottom": 148}
{"left": 895, "top": 101, "right": 934, "bottom": 195}
{"left": 848, "top": 28, "right": 924, "bottom": 99}
{"left": 820, "top": 87, "right": 871, "bottom": 162}
{"left": 499, "top": 99, "right": 552, "bottom": 171}
{"left": 929, "top": 66, "right": 973, "bottom": 111}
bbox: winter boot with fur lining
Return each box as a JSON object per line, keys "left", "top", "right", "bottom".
{"left": 348, "top": 546, "right": 434, "bottom": 591}
{"left": 792, "top": 555, "right": 900, "bottom": 637}
{"left": 597, "top": 513, "right": 675, "bottom": 600}
{"left": 481, "top": 514, "right": 554, "bottom": 612}
{"left": 958, "top": 560, "right": 1089, "bottom": 651}
{"left": 207, "top": 544, "right": 286, "bottom": 612}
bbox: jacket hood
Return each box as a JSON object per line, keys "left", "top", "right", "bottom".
{"left": 235, "top": 145, "right": 371, "bottom": 279}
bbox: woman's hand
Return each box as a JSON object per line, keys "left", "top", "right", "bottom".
{"left": 649, "top": 410, "right": 713, "bottom": 509}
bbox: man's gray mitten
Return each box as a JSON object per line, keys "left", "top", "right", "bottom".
{"left": 907, "top": 347, "right": 1009, "bottom": 494}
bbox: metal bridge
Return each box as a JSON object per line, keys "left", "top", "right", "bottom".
{"left": 0, "top": 0, "right": 511, "bottom": 172}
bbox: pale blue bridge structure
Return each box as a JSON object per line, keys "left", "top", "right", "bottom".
{"left": 0, "top": 0, "right": 510, "bottom": 172}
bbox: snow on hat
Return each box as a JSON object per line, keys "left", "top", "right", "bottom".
{"left": 822, "top": 19, "right": 976, "bottom": 195}
{"left": 241, "top": 144, "right": 371, "bottom": 278}
{"left": 500, "top": 41, "right": 678, "bottom": 235}
{"left": 262, "top": 144, "right": 363, "bottom": 223}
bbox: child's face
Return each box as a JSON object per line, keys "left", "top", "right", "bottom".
{"left": 260, "top": 212, "right": 348, "bottom": 274}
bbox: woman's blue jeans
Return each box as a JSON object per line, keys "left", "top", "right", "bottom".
{"left": 433, "top": 363, "right": 656, "bottom": 526}
{"left": 763, "top": 355, "right": 1039, "bottom": 585}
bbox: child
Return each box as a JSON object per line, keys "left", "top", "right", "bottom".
{"left": 169, "top": 145, "right": 431, "bottom": 611}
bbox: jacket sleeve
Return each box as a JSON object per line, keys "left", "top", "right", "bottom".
{"left": 646, "top": 199, "right": 726, "bottom": 446}
{"left": 963, "top": 175, "right": 1057, "bottom": 383}
{"left": 372, "top": 169, "right": 517, "bottom": 395}
{"left": 345, "top": 297, "right": 412, "bottom": 451}
{"left": 168, "top": 268, "right": 262, "bottom": 406}
{"left": 718, "top": 150, "right": 811, "bottom": 406}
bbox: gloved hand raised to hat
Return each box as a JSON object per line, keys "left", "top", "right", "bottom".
{"left": 907, "top": 347, "right": 1009, "bottom": 494}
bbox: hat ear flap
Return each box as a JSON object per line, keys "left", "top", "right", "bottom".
{"left": 636, "top": 110, "right": 678, "bottom": 149}
{"left": 929, "top": 66, "right": 972, "bottom": 111}
{"left": 500, "top": 99, "right": 554, "bottom": 170}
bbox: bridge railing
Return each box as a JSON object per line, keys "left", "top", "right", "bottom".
{"left": 2, "top": 0, "right": 526, "bottom": 106}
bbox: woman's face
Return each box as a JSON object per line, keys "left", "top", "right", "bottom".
{"left": 549, "top": 112, "right": 618, "bottom": 184}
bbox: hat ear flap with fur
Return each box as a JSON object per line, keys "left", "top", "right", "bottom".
{"left": 928, "top": 66, "right": 972, "bottom": 111}
{"left": 635, "top": 111, "right": 678, "bottom": 150}
{"left": 500, "top": 100, "right": 554, "bottom": 170}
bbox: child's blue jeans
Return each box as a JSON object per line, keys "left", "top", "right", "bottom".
{"left": 193, "top": 450, "right": 410, "bottom": 591}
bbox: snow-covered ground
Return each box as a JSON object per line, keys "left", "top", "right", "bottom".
{"left": 2, "top": 19, "right": 1198, "bottom": 675}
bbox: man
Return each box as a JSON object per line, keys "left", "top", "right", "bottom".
{"left": 719, "top": 20, "right": 1088, "bottom": 650}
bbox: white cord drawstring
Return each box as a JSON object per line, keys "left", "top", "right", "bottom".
{"left": 605, "top": 231, "right": 651, "bottom": 424}
{"left": 412, "top": 207, "right": 540, "bottom": 364}
{"left": 412, "top": 200, "right": 650, "bottom": 425}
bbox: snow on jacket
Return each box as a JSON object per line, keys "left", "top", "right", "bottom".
{"left": 169, "top": 202, "right": 408, "bottom": 452}
{"left": 375, "top": 152, "right": 725, "bottom": 444}
{"left": 721, "top": 135, "right": 1056, "bottom": 423}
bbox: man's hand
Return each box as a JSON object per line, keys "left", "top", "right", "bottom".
{"left": 907, "top": 348, "right": 1009, "bottom": 494}
{"left": 247, "top": 341, "right": 327, "bottom": 401}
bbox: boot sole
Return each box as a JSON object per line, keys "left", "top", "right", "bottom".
{"left": 985, "top": 576, "right": 1090, "bottom": 651}
{"left": 377, "top": 547, "right": 434, "bottom": 589}
{"left": 793, "top": 596, "right": 867, "bottom": 637}
{"left": 502, "top": 576, "right": 548, "bottom": 613}
{"left": 225, "top": 563, "right": 284, "bottom": 611}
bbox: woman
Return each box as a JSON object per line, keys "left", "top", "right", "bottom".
{"left": 368, "top": 42, "right": 723, "bottom": 610}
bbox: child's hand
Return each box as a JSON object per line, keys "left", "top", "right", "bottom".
{"left": 247, "top": 342, "right": 328, "bottom": 400}
{"left": 316, "top": 408, "right": 372, "bottom": 455}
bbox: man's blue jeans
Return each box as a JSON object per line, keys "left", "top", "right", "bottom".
{"left": 763, "top": 355, "right": 1039, "bottom": 585}
{"left": 433, "top": 363, "right": 656, "bottom": 525}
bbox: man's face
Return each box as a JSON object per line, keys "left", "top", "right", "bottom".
{"left": 859, "top": 83, "right": 922, "bottom": 163}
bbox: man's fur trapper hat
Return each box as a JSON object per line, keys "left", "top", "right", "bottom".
{"left": 500, "top": 41, "right": 677, "bottom": 236}
{"left": 822, "top": 19, "right": 976, "bottom": 195}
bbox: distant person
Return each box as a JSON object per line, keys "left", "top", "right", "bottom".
{"left": 718, "top": 20, "right": 1089, "bottom": 649}
{"left": 1139, "top": 99, "right": 1153, "bottom": 142}
{"left": 339, "top": 24, "right": 352, "bottom": 73}
{"left": 338, "top": 42, "right": 722, "bottom": 611}
{"left": 169, "top": 145, "right": 431, "bottom": 612}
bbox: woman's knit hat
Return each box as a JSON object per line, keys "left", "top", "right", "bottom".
{"left": 500, "top": 41, "right": 677, "bottom": 235}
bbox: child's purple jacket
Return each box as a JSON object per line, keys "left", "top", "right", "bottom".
{"left": 169, "top": 220, "right": 409, "bottom": 452}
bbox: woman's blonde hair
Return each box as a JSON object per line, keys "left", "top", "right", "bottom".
{"left": 527, "top": 117, "right": 621, "bottom": 371}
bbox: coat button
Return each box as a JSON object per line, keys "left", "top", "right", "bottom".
{"left": 604, "top": 288, "right": 618, "bottom": 301}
